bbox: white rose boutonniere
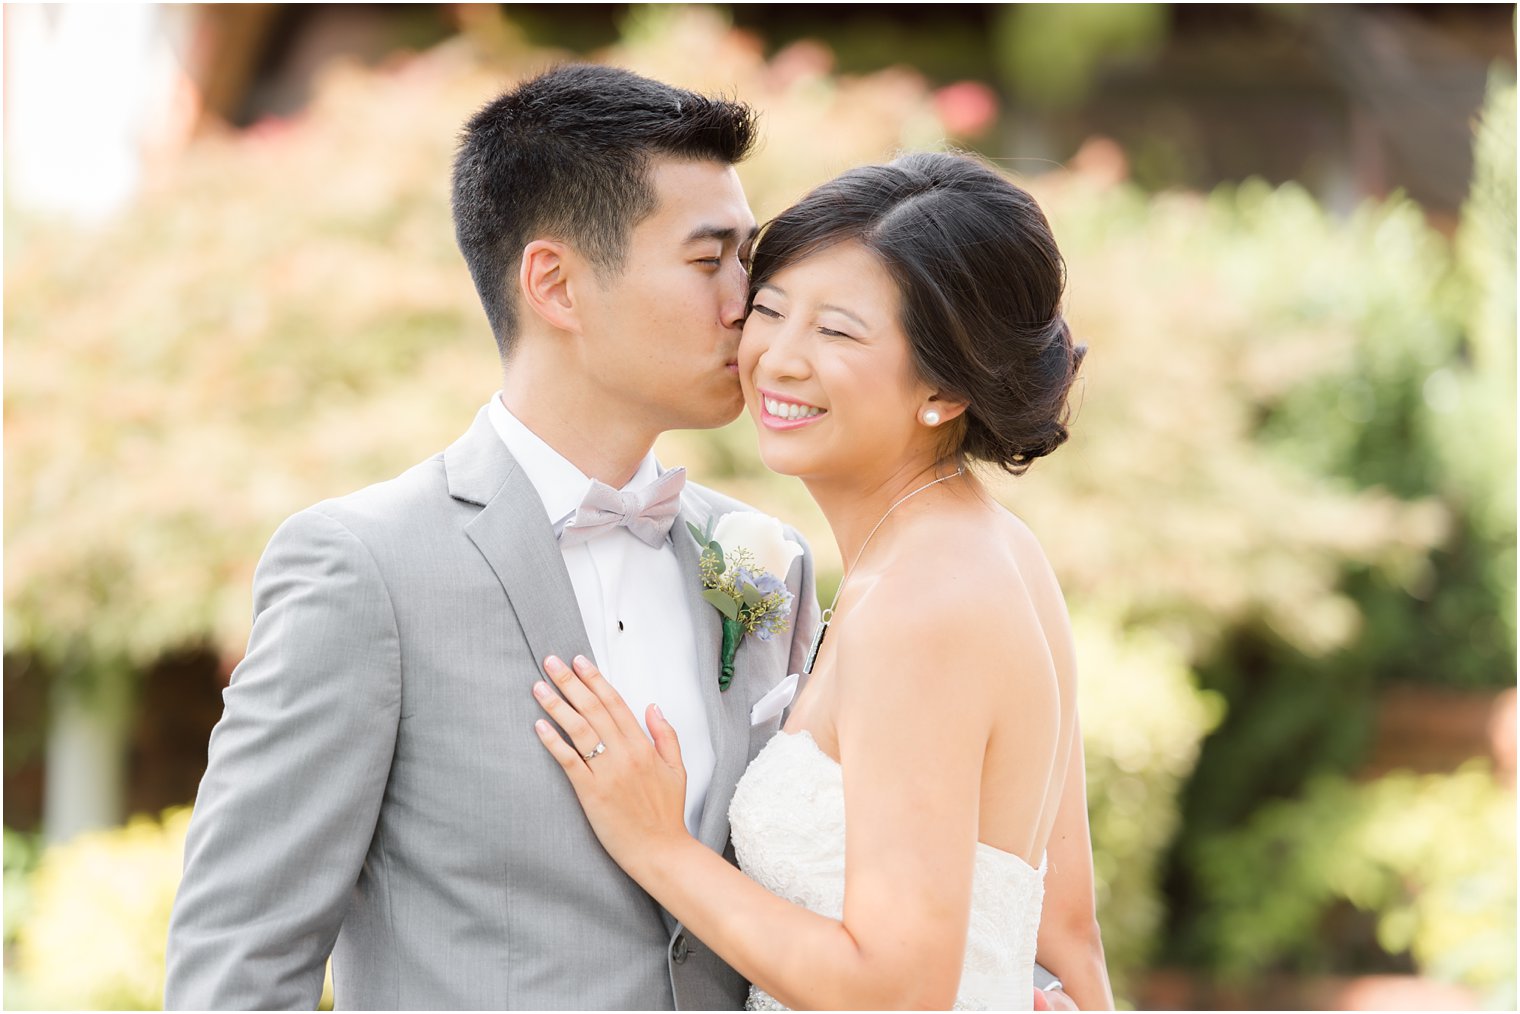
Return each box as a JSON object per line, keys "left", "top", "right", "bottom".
{"left": 687, "top": 512, "right": 802, "bottom": 691}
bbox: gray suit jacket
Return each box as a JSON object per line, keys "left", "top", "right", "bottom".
{"left": 166, "top": 406, "right": 819, "bottom": 1010}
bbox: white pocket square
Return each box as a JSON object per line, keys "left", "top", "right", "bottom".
{"left": 750, "top": 672, "right": 799, "bottom": 726}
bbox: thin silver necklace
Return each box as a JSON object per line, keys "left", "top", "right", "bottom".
{"left": 802, "top": 466, "right": 966, "bottom": 676}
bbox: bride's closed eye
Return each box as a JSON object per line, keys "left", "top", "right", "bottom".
{"left": 749, "top": 302, "right": 782, "bottom": 319}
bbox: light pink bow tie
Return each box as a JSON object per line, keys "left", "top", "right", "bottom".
{"left": 558, "top": 467, "right": 687, "bottom": 548}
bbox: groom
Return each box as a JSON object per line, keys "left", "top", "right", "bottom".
{"left": 166, "top": 65, "right": 817, "bottom": 1009}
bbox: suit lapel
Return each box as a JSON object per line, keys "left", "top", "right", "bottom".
{"left": 676, "top": 493, "right": 753, "bottom": 855}
{"left": 447, "top": 408, "right": 595, "bottom": 685}
{"left": 450, "top": 416, "right": 749, "bottom": 886}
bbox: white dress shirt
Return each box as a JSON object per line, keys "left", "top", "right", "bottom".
{"left": 487, "top": 393, "right": 714, "bottom": 835}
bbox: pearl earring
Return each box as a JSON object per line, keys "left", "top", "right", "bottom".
{"left": 922, "top": 409, "right": 941, "bottom": 426}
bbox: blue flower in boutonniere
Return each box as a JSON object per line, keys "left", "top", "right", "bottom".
{"left": 687, "top": 512, "right": 802, "bottom": 691}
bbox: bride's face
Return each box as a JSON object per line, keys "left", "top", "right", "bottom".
{"left": 739, "top": 240, "right": 936, "bottom": 480}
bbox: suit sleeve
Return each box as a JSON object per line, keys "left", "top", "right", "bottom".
{"left": 784, "top": 526, "right": 821, "bottom": 679}
{"left": 165, "top": 507, "right": 402, "bottom": 1010}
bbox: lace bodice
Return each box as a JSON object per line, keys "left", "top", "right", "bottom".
{"left": 728, "top": 729, "right": 1046, "bottom": 1011}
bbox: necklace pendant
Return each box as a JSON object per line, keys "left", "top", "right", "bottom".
{"left": 803, "top": 620, "right": 829, "bottom": 676}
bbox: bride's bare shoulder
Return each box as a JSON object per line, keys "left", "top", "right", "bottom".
{"left": 836, "top": 511, "right": 1054, "bottom": 694}
{"left": 902, "top": 503, "right": 1058, "bottom": 594}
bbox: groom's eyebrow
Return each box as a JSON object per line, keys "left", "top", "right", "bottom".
{"left": 683, "top": 224, "right": 759, "bottom": 246}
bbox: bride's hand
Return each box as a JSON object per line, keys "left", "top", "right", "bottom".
{"left": 532, "top": 654, "right": 691, "bottom": 872}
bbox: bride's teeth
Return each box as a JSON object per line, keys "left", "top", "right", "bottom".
{"left": 764, "top": 396, "right": 823, "bottom": 420}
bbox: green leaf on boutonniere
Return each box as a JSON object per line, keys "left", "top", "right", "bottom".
{"left": 686, "top": 521, "right": 705, "bottom": 547}
{"left": 739, "top": 582, "right": 764, "bottom": 609}
{"left": 702, "top": 588, "right": 740, "bottom": 620}
{"left": 707, "top": 541, "right": 725, "bottom": 574}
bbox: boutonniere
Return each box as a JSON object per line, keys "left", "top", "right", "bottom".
{"left": 687, "top": 512, "right": 802, "bottom": 691}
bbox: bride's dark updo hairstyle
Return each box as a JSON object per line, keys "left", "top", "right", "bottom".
{"left": 749, "top": 152, "right": 1084, "bottom": 475}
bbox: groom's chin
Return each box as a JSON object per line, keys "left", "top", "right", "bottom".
{"left": 686, "top": 389, "right": 747, "bottom": 431}
{"left": 656, "top": 398, "right": 742, "bottom": 435}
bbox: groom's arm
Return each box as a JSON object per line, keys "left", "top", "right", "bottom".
{"left": 165, "top": 507, "right": 402, "bottom": 1010}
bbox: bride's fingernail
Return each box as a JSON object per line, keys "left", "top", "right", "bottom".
{"left": 544, "top": 655, "right": 566, "bottom": 675}
{"left": 573, "top": 655, "right": 591, "bottom": 672}
{"left": 651, "top": 704, "right": 664, "bottom": 722}
{"left": 533, "top": 681, "right": 550, "bottom": 699}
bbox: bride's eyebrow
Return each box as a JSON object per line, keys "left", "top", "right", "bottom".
{"left": 755, "top": 282, "right": 786, "bottom": 297}
{"left": 819, "top": 303, "right": 868, "bottom": 330}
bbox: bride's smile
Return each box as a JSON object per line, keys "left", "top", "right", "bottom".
{"left": 757, "top": 389, "right": 828, "bottom": 427}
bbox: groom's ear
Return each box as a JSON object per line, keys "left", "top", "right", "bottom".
{"left": 518, "top": 239, "right": 584, "bottom": 334}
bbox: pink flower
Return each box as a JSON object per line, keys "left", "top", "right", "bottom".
{"left": 934, "top": 81, "right": 1000, "bottom": 139}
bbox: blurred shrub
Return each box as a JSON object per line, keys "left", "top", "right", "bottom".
{"left": 11, "top": 808, "right": 189, "bottom": 1009}
{"left": 4, "top": 826, "right": 43, "bottom": 1001}
{"left": 2, "top": 5, "right": 943, "bottom": 682}
{"left": 991, "top": 176, "right": 1449, "bottom": 665}
{"left": 3, "top": 827, "right": 41, "bottom": 941}
{"left": 1075, "top": 613, "right": 1223, "bottom": 999}
{"left": 9, "top": 808, "right": 336, "bottom": 1010}
{"left": 1160, "top": 68, "right": 1516, "bottom": 979}
{"left": 993, "top": 4, "right": 1169, "bottom": 108}
{"left": 1439, "top": 70, "right": 1517, "bottom": 658}
{"left": 1244, "top": 70, "right": 1517, "bottom": 691}
{"left": 1194, "top": 763, "right": 1516, "bottom": 1008}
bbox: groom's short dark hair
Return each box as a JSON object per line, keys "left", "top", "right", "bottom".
{"left": 452, "top": 64, "right": 758, "bottom": 357}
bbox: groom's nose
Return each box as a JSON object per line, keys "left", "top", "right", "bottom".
{"left": 719, "top": 262, "right": 749, "bottom": 331}
{"left": 717, "top": 252, "right": 753, "bottom": 331}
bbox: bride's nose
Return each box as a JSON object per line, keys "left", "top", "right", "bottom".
{"left": 751, "top": 318, "right": 812, "bottom": 383}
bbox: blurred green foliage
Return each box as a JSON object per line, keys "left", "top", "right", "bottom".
{"left": 1194, "top": 763, "right": 1516, "bottom": 1008}
{"left": 993, "top": 4, "right": 1169, "bottom": 108}
{"left": 1074, "top": 614, "right": 1223, "bottom": 998}
{"left": 998, "top": 177, "right": 1449, "bottom": 664}
{"left": 1164, "top": 70, "right": 1517, "bottom": 997}
{"left": 2, "top": 6, "right": 1513, "bottom": 1007}
{"left": 1444, "top": 69, "right": 1518, "bottom": 637}
{"left": 3, "top": 828, "right": 42, "bottom": 980}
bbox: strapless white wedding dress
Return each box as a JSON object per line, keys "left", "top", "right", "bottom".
{"left": 728, "top": 729, "right": 1046, "bottom": 1011}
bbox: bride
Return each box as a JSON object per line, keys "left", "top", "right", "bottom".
{"left": 530, "top": 152, "right": 1112, "bottom": 1010}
